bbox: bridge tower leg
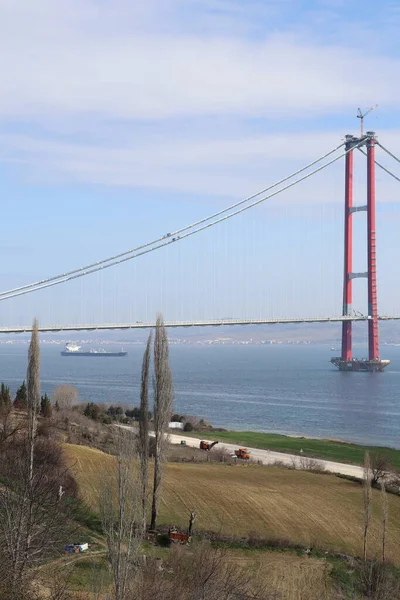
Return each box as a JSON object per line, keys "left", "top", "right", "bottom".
{"left": 341, "top": 135, "right": 354, "bottom": 362}
{"left": 367, "top": 134, "right": 380, "bottom": 361}
{"left": 331, "top": 132, "right": 390, "bottom": 372}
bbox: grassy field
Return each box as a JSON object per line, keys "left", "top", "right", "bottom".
{"left": 190, "top": 430, "right": 400, "bottom": 467}
{"left": 46, "top": 547, "right": 332, "bottom": 600}
{"left": 228, "top": 549, "right": 331, "bottom": 600}
{"left": 63, "top": 444, "right": 400, "bottom": 565}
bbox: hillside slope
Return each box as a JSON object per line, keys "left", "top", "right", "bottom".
{"left": 63, "top": 443, "right": 400, "bottom": 564}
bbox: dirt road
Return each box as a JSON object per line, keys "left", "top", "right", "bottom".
{"left": 116, "top": 424, "right": 364, "bottom": 478}
{"left": 167, "top": 432, "right": 364, "bottom": 478}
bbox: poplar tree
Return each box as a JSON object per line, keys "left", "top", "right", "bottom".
{"left": 150, "top": 314, "right": 173, "bottom": 530}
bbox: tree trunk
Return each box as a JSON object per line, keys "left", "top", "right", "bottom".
{"left": 100, "top": 429, "right": 140, "bottom": 600}
{"left": 380, "top": 480, "right": 388, "bottom": 563}
{"left": 363, "top": 451, "right": 372, "bottom": 563}
{"left": 139, "top": 331, "right": 152, "bottom": 535}
{"left": 150, "top": 450, "right": 161, "bottom": 531}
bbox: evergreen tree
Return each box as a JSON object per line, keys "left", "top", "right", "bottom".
{"left": 54, "top": 400, "right": 60, "bottom": 412}
{"left": 83, "top": 402, "right": 100, "bottom": 421}
{"left": 0, "top": 383, "right": 11, "bottom": 411}
{"left": 40, "top": 393, "right": 52, "bottom": 419}
{"left": 13, "top": 380, "right": 27, "bottom": 410}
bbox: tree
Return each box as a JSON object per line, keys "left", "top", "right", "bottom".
{"left": 171, "top": 413, "right": 183, "bottom": 422}
{"left": 0, "top": 438, "right": 77, "bottom": 599}
{"left": 83, "top": 402, "right": 100, "bottom": 421}
{"left": 150, "top": 314, "right": 174, "bottom": 531}
{"left": 363, "top": 451, "right": 372, "bottom": 562}
{"left": 138, "top": 541, "right": 276, "bottom": 600}
{"left": 0, "top": 319, "right": 41, "bottom": 596}
{"left": 0, "top": 383, "right": 14, "bottom": 444}
{"left": 126, "top": 407, "right": 152, "bottom": 420}
{"left": 52, "top": 385, "right": 78, "bottom": 411}
{"left": 371, "top": 453, "right": 391, "bottom": 486}
{"left": 14, "top": 381, "right": 27, "bottom": 410}
{"left": 107, "top": 405, "right": 124, "bottom": 418}
{"left": 0, "top": 321, "right": 77, "bottom": 599}
{"left": 100, "top": 429, "right": 141, "bottom": 600}
{"left": 40, "top": 394, "right": 52, "bottom": 419}
{"left": 0, "top": 383, "right": 12, "bottom": 411}
{"left": 139, "top": 331, "right": 152, "bottom": 534}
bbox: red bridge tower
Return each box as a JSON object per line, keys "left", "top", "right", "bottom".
{"left": 331, "top": 132, "right": 390, "bottom": 372}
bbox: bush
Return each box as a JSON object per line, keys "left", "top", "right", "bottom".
{"left": 156, "top": 533, "right": 171, "bottom": 547}
{"left": 99, "top": 414, "right": 112, "bottom": 425}
{"left": 171, "top": 413, "right": 183, "bottom": 422}
{"left": 125, "top": 407, "right": 152, "bottom": 420}
{"left": 107, "top": 405, "right": 124, "bottom": 417}
{"left": 183, "top": 422, "right": 194, "bottom": 432}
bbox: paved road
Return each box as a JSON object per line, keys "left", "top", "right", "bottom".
{"left": 167, "top": 432, "right": 364, "bottom": 478}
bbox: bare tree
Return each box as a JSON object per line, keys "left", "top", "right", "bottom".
{"left": 150, "top": 314, "right": 174, "bottom": 531}
{"left": 0, "top": 321, "right": 77, "bottom": 599}
{"left": 138, "top": 331, "right": 152, "bottom": 535}
{"left": 371, "top": 453, "right": 391, "bottom": 486}
{"left": 100, "top": 428, "right": 141, "bottom": 600}
{"left": 137, "top": 541, "right": 277, "bottom": 600}
{"left": 7, "top": 318, "right": 41, "bottom": 594}
{"left": 188, "top": 509, "right": 196, "bottom": 538}
{"left": 363, "top": 451, "right": 372, "bottom": 563}
{"left": 52, "top": 385, "right": 78, "bottom": 411}
{"left": 380, "top": 480, "right": 388, "bottom": 564}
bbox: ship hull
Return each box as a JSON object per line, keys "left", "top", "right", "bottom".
{"left": 330, "top": 357, "right": 390, "bottom": 372}
{"left": 61, "top": 351, "right": 127, "bottom": 357}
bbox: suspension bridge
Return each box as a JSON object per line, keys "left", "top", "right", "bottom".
{"left": 2, "top": 130, "right": 400, "bottom": 370}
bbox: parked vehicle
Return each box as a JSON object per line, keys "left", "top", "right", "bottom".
{"left": 234, "top": 448, "right": 250, "bottom": 460}
{"left": 169, "top": 527, "right": 190, "bottom": 544}
{"left": 199, "top": 440, "right": 218, "bottom": 451}
{"left": 65, "top": 542, "right": 89, "bottom": 553}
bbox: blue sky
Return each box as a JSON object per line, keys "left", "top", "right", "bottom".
{"left": 1, "top": 0, "right": 400, "bottom": 326}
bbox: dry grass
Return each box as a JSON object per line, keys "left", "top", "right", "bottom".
{"left": 61, "top": 550, "right": 331, "bottom": 600}
{"left": 63, "top": 444, "right": 400, "bottom": 564}
{"left": 229, "top": 550, "right": 331, "bottom": 600}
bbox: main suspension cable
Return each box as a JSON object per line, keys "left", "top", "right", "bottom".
{"left": 358, "top": 148, "right": 400, "bottom": 183}
{"left": 0, "top": 140, "right": 362, "bottom": 302}
{"left": 0, "top": 141, "right": 345, "bottom": 299}
{"left": 376, "top": 141, "right": 400, "bottom": 165}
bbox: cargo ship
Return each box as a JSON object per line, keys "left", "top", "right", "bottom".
{"left": 61, "top": 343, "right": 127, "bottom": 357}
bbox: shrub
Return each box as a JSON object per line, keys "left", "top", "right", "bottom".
{"left": 183, "top": 422, "right": 194, "bottom": 432}
{"left": 171, "top": 413, "right": 183, "bottom": 422}
{"left": 156, "top": 533, "right": 171, "bottom": 547}
{"left": 100, "top": 414, "right": 112, "bottom": 425}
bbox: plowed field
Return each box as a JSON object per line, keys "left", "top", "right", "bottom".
{"left": 63, "top": 443, "right": 400, "bottom": 564}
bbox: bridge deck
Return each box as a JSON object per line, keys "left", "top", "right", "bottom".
{"left": 0, "top": 315, "right": 399, "bottom": 333}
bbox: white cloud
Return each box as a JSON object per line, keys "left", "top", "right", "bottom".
{"left": 0, "top": 0, "right": 399, "bottom": 201}
{"left": 0, "top": 0, "right": 399, "bottom": 122}
{"left": 1, "top": 129, "right": 399, "bottom": 206}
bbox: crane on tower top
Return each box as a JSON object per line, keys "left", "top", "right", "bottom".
{"left": 357, "top": 104, "right": 378, "bottom": 137}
